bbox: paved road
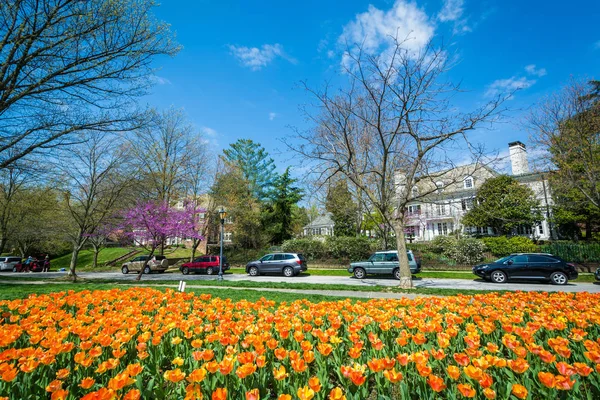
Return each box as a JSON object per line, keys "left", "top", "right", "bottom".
{"left": 3, "top": 270, "right": 600, "bottom": 293}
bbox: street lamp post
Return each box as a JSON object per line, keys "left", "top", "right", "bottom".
{"left": 218, "top": 207, "right": 227, "bottom": 281}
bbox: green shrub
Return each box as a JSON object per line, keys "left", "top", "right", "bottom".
{"left": 280, "top": 239, "right": 326, "bottom": 260}
{"left": 325, "top": 236, "right": 373, "bottom": 261}
{"left": 430, "top": 236, "right": 457, "bottom": 254}
{"left": 481, "top": 236, "right": 538, "bottom": 256}
{"left": 446, "top": 238, "right": 487, "bottom": 265}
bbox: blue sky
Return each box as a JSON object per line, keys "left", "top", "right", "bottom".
{"left": 144, "top": 0, "right": 600, "bottom": 174}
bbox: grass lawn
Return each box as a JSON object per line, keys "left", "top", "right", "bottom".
{"left": 51, "top": 247, "right": 135, "bottom": 271}
{"left": 0, "top": 282, "right": 356, "bottom": 303}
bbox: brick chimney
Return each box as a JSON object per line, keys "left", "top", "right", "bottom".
{"left": 508, "top": 141, "right": 529, "bottom": 175}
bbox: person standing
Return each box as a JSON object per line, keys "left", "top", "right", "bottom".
{"left": 42, "top": 255, "right": 50, "bottom": 272}
{"left": 24, "top": 256, "right": 33, "bottom": 273}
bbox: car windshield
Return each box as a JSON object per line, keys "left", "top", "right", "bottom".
{"left": 495, "top": 256, "right": 512, "bottom": 263}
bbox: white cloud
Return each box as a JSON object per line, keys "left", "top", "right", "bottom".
{"left": 485, "top": 76, "right": 536, "bottom": 98}
{"left": 268, "top": 112, "right": 277, "bottom": 121}
{"left": 339, "top": 1, "right": 435, "bottom": 60}
{"left": 438, "top": 0, "right": 471, "bottom": 34}
{"left": 150, "top": 75, "right": 171, "bottom": 85}
{"left": 438, "top": 0, "right": 464, "bottom": 22}
{"left": 525, "top": 64, "right": 547, "bottom": 77}
{"left": 228, "top": 44, "right": 296, "bottom": 70}
{"left": 201, "top": 126, "right": 218, "bottom": 136}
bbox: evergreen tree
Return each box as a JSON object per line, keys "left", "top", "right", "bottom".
{"left": 222, "top": 139, "right": 278, "bottom": 201}
{"left": 264, "top": 167, "right": 303, "bottom": 244}
{"left": 325, "top": 180, "right": 358, "bottom": 237}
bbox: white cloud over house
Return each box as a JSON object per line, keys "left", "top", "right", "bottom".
{"left": 485, "top": 76, "right": 536, "bottom": 98}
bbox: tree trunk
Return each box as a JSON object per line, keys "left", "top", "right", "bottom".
{"left": 69, "top": 247, "right": 81, "bottom": 282}
{"left": 394, "top": 220, "right": 414, "bottom": 289}
{"left": 136, "top": 247, "right": 155, "bottom": 281}
{"left": 190, "top": 239, "right": 201, "bottom": 262}
{"left": 0, "top": 237, "right": 7, "bottom": 255}
{"left": 92, "top": 246, "right": 100, "bottom": 269}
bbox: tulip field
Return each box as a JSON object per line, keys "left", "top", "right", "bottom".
{"left": 0, "top": 288, "right": 599, "bottom": 399}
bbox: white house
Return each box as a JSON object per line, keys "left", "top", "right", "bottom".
{"left": 302, "top": 213, "right": 335, "bottom": 236}
{"left": 402, "top": 141, "right": 554, "bottom": 241}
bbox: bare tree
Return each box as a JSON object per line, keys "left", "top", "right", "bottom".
{"left": 0, "top": 0, "right": 179, "bottom": 168}
{"left": 57, "top": 133, "right": 132, "bottom": 281}
{"left": 0, "top": 161, "right": 30, "bottom": 253}
{"left": 131, "top": 108, "right": 207, "bottom": 204}
{"left": 527, "top": 79, "right": 600, "bottom": 216}
{"left": 290, "top": 39, "right": 505, "bottom": 288}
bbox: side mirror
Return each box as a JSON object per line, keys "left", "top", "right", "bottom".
{"left": 507, "top": 260, "right": 513, "bottom": 265}
{"left": 260, "top": 260, "right": 263, "bottom": 263}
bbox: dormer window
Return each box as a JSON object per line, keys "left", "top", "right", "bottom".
{"left": 464, "top": 176, "right": 474, "bottom": 189}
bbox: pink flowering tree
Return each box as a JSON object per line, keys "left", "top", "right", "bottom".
{"left": 121, "top": 201, "right": 204, "bottom": 280}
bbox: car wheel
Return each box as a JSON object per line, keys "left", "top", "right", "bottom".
{"left": 121, "top": 266, "right": 129, "bottom": 274}
{"left": 550, "top": 271, "right": 568, "bottom": 285}
{"left": 393, "top": 268, "right": 401, "bottom": 280}
{"left": 353, "top": 267, "right": 366, "bottom": 279}
{"left": 248, "top": 266, "right": 259, "bottom": 276}
{"left": 143, "top": 266, "right": 151, "bottom": 274}
{"left": 490, "top": 270, "right": 507, "bottom": 283}
{"left": 283, "top": 266, "right": 294, "bottom": 277}
{"left": 206, "top": 267, "right": 214, "bottom": 275}
{"left": 182, "top": 266, "right": 189, "bottom": 275}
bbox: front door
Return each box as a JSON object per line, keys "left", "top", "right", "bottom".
{"left": 369, "top": 253, "right": 387, "bottom": 274}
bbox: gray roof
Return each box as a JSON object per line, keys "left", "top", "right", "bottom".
{"left": 303, "top": 213, "right": 334, "bottom": 229}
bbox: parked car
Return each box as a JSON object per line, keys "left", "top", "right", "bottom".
{"left": 14, "top": 258, "right": 43, "bottom": 272}
{"left": 180, "top": 255, "right": 229, "bottom": 275}
{"left": 472, "top": 253, "right": 578, "bottom": 285}
{"left": 121, "top": 255, "right": 168, "bottom": 274}
{"left": 0, "top": 256, "right": 22, "bottom": 271}
{"left": 246, "top": 253, "right": 307, "bottom": 277}
{"left": 595, "top": 267, "right": 600, "bottom": 282}
{"left": 348, "top": 250, "right": 421, "bottom": 279}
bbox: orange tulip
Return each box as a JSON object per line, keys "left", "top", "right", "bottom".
{"left": 185, "top": 383, "right": 203, "bottom": 400}
{"left": 511, "top": 384, "right": 528, "bottom": 399}
{"left": 277, "top": 395, "right": 291, "bottom": 400}
{"left": 46, "top": 380, "right": 63, "bottom": 393}
{"left": 212, "top": 388, "right": 227, "bottom": 400}
{"left": 245, "top": 389, "right": 259, "bottom": 400}
{"left": 328, "top": 387, "right": 346, "bottom": 400}
{"left": 447, "top": 365, "right": 461, "bottom": 380}
{"left": 308, "top": 376, "right": 321, "bottom": 392}
{"left": 383, "top": 368, "right": 403, "bottom": 383}
{"left": 187, "top": 368, "right": 207, "bottom": 383}
{"left": 457, "top": 383, "right": 476, "bottom": 398}
{"left": 427, "top": 375, "right": 447, "bottom": 392}
{"left": 164, "top": 368, "right": 186, "bottom": 383}
{"left": 79, "top": 377, "right": 95, "bottom": 389}
{"left": 483, "top": 388, "right": 496, "bottom": 399}
{"left": 123, "top": 389, "right": 141, "bottom": 400}
{"left": 553, "top": 375, "right": 576, "bottom": 391}
{"left": 50, "top": 390, "right": 68, "bottom": 400}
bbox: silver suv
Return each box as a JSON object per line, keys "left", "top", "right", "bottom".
{"left": 0, "top": 256, "right": 22, "bottom": 271}
{"left": 348, "top": 250, "right": 421, "bottom": 279}
{"left": 246, "top": 253, "right": 308, "bottom": 277}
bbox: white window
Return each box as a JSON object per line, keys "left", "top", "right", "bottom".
{"left": 411, "top": 187, "right": 419, "bottom": 198}
{"left": 406, "top": 226, "right": 420, "bottom": 237}
{"left": 435, "top": 181, "right": 444, "bottom": 193}
{"left": 224, "top": 217, "right": 233, "bottom": 224}
{"left": 461, "top": 198, "right": 474, "bottom": 211}
{"left": 538, "top": 225, "right": 544, "bottom": 235}
{"left": 464, "top": 176, "right": 474, "bottom": 189}
{"left": 224, "top": 232, "right": 233, "bottom": 242}
{"left": 436, "top": 203, "right": 447, "bottom": 216}
{"left": 408, "top": 205, "right": 421, "bottom": 215}
{"left": 437, "top": 223, "right": 449, "bottom": 235}
{"left": 198, "top": 213, "right": 206, "bottom": 220}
